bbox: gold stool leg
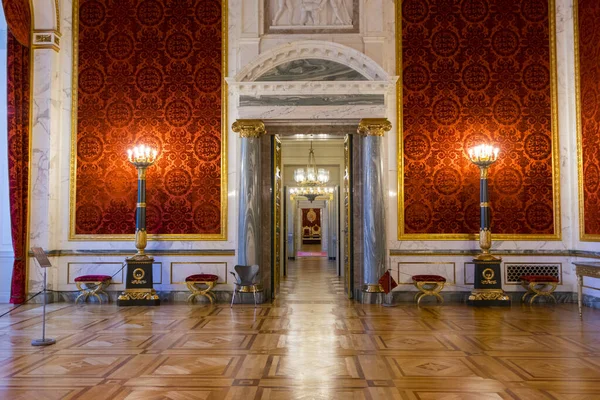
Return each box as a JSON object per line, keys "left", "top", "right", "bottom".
{"left": 416, "top": 282, "right": 429, "bottom": 305}
{"left": 197, "top": 281, "right": 216, "bottom": 304}
{"left": 89, "top": 282, "right": 104, "bottom": 304}
{"left": 547, "top": 282, "right": 558, "bottom": 303}
{"left": 413, "top": 281, "right": 422, "bottom": 302}
{"left": 432, "top": 283, "right": 444, "bottom": 303}
{"left": 521, "top": 281, "right": 532, "bottom": 302}
{"left": 187, "top": 281, "right": 216, "bottom": 304}
{"left": 75, "top": 282, "right": 86, "bottom": 304}
{"left": 97, "top": 282, "right": 110, "bottom": 303}
{"left": 186, "top": 282, "right": 199, "bottom": 303}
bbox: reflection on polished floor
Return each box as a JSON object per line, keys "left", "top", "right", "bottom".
{"left": 0, "top": 258, "right": 599, "bottom": 399}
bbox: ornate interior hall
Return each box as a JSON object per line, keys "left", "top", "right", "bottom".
{"left": 1, "top": 0, "right": 600, "bottom": 397}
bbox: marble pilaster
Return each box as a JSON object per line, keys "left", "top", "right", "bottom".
{"left": 357, "top": 118, "right": 391, "bottom": 294}
{"left": 29, "top": 46, "right": 61, "bottom": 292}
{"left": 232, "top": 120, "right": 266, "bottom": 267}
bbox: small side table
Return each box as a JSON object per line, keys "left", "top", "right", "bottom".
{"left": 572, "top": 262, "right": 600, "bottom": 318}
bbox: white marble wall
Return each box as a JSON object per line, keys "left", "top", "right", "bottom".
{"left": 20, "top": 0, "right": 599, "bottom": 300}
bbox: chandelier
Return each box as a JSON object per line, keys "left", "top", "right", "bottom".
{"left": 291, "top": 141, "right": 332, "bottom": 202}
{"left": 294, "top": 141, "right": 329, "bottom": 186}
{"left": 290, "top": 186, "right": 334, "bottom": 202}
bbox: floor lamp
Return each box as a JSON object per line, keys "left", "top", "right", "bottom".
{"left": 117, "top": 144, "right": 161, "bottom": 306}
{"left": 466, "top": 144, "right": 510, "bottom": 306}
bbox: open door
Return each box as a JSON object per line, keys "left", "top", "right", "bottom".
{"left": 343, "top": 135, "right": 353, "bottom": 298}
{"left": 272, "top": 136, "right": 282, "bottom": 298}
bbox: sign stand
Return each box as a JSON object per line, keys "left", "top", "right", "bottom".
{"left": 31, "top": 247, "right": 56, "bottom": 347}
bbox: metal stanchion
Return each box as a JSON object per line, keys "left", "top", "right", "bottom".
{"left": 31, "top": 247, "right": 56, "bottom": 347}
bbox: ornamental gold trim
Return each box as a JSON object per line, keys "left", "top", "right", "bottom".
{"left": 69, "top": 0, "right": 228, "bottom": 241}
{"left": 169, "top": 261, "right": 228, "bottom": 285}
{"left": 362, "top": 284, "right": 384, "bottom": 293}
{"left": 574, "top": 0, "right": 600, "bottom": 242}
{"left": 396, "top": 0, "right": 561, "bottom": 241}
{"left": 393, "top": 261, "right": 456, "bottom": 285}
{"left": 232, "top": 119, "right": 266, "bottom": 138}
{"left": 118, "top": 291, "right": 159, "bottom": 301}
{"left": 468, "top": 289, "right": 510, "bottom": 302}
{"left": 357, "top": 118, "right": 392, "bottom": 136}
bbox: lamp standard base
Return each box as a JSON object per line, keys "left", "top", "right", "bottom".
{"left": 117, "top": 255, "right": 160, "bottom": 307}
{"left": 31, "top": 338, "right": 56, "bottom": 346}
{"left": 467, "top": 258, "right": 511, "bottom": 307}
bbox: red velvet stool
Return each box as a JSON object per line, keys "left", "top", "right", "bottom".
{"left": 520, "top": 275, "right": 559, "bottom": 304}
{"left": 185, "top": 274, "right": 219, "bottom": 304}
{"left": 74, "top": 275, "right": 112, "bottom": 304}
{"left": 411, "top": 275, "right": 446, "bottom": 305}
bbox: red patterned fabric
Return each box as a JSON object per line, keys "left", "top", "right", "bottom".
{"left": 75, "top": 0, "right": 224, "bottom": 236}
{"left": 401, "top": 0, "right": 555, "bottom": 235}
{"left": 301, "top": 208, "right": 321, "bottom": 234}
{"left": 186, "top": 274, "right": 219, "bottom": 282}
{"left": 75, "top": 275, "right": 112, "bottom": 282}
{"left": 520, "top": 275, "right": 558, "bottom": 283}
{"left": 7, "top": 18, "right": 31, "bottom": 303}
{"left": 412, "top": 275, "right": 446, "bottom": 283}
{"left": 2, "top": 0, "right": 31, "bottom": 46}
{"left": 578, "top": 0, "right": 600, "bottom": 236}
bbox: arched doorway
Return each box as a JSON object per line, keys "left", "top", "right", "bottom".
{"left": 230, "top": 41, "right": 395, "bottom": 301}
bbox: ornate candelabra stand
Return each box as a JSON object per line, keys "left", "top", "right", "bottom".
{"left": 117, "top": 145, "right": 161, "bottom": 306}
{"left": 466, "top": 144, "right": 510, "bottom": 306}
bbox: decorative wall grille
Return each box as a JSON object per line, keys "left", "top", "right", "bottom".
{"left": 505, "top": 263, "right": 562, "bottom": 285}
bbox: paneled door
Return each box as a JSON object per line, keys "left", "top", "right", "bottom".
{"left": 343, "top": 135, "right": 353, "bottom": 298}
{"left": 272, "top": 136, "right": 282, "bottom": 298}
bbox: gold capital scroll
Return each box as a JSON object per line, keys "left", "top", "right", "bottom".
{"left": 232, "top": 120, "right": 266, "bottom": 138}
{"left": 357, "top": 118, "right": 392, "bottom": 136}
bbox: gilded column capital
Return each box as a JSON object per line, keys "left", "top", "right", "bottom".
{"left": 357, "top": 118, "right": 392, "bottom": 136}
{"left": 232, "top": 120, "right": 266, "bottom": 138}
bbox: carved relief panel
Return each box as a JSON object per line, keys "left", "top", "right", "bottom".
{"left": 265, "top": 0, "right": 358, "bottom": 34}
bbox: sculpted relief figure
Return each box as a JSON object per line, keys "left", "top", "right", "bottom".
{"left": 271, "top": 0, "right": 352, "bottom": 27}
{"left": 300, "top": 0, "right": 326, "bottom": 25}
{"left": 329, "top": 0, "right": 352, "bottom": 25}
{"left": 273, "top": 0, "right": 296, "bottom": 25}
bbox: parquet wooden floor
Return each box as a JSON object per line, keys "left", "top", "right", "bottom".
{"left": 0, "top": 258, "right": 599, "bottom": 399}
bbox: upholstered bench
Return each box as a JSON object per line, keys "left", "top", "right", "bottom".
{"left": 520, "top": 275, "right": 559, "bottom": 304}
{"left": 75, "top": 275, "right": 112, "bottom": 304}
{"left": 412, "top": 275, "right": 446, "bottom": 305}
{"left": 185, "top": 274, "right": 219, "bottom": 304}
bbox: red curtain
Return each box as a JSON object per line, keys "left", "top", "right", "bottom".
{"left": 2, "top": 0, "right": 31, "bottom": 46}
{"left": 4, "top": 0, "right": 31, "bottom": 304}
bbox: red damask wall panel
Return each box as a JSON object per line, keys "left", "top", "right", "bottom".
{"left": 302, "top": 208, "right": 321, "bottom": 231}
{"left": 577, "top": 0, "right": 600, "bottom": 237}
{"left": 74, "top": 0, "right": 224, "bottom": 236}
{"left": 401, "top": 0, "right": 556, "bottom": 236}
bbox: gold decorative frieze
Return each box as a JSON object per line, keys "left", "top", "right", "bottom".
{"left": 357, "top": 118, "right": 392, "bottom": 136}
{"left": 36, "top": 34, "right": 52, "bottom": 43}
{"left": 232, "top": 120, "right": 266, "bottom": 138}
{"left": 32, "top": 30, "right": 61, "bottom": 52}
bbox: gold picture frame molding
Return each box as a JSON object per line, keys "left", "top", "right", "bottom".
{"left": 69, "top": 0, "right": 228, "bottom": 241}
{"left": 396, "top": 0, "right": 561, "bottom": 241}
{"left": 574, "top": 0, "right": 600, "bottom": 242}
